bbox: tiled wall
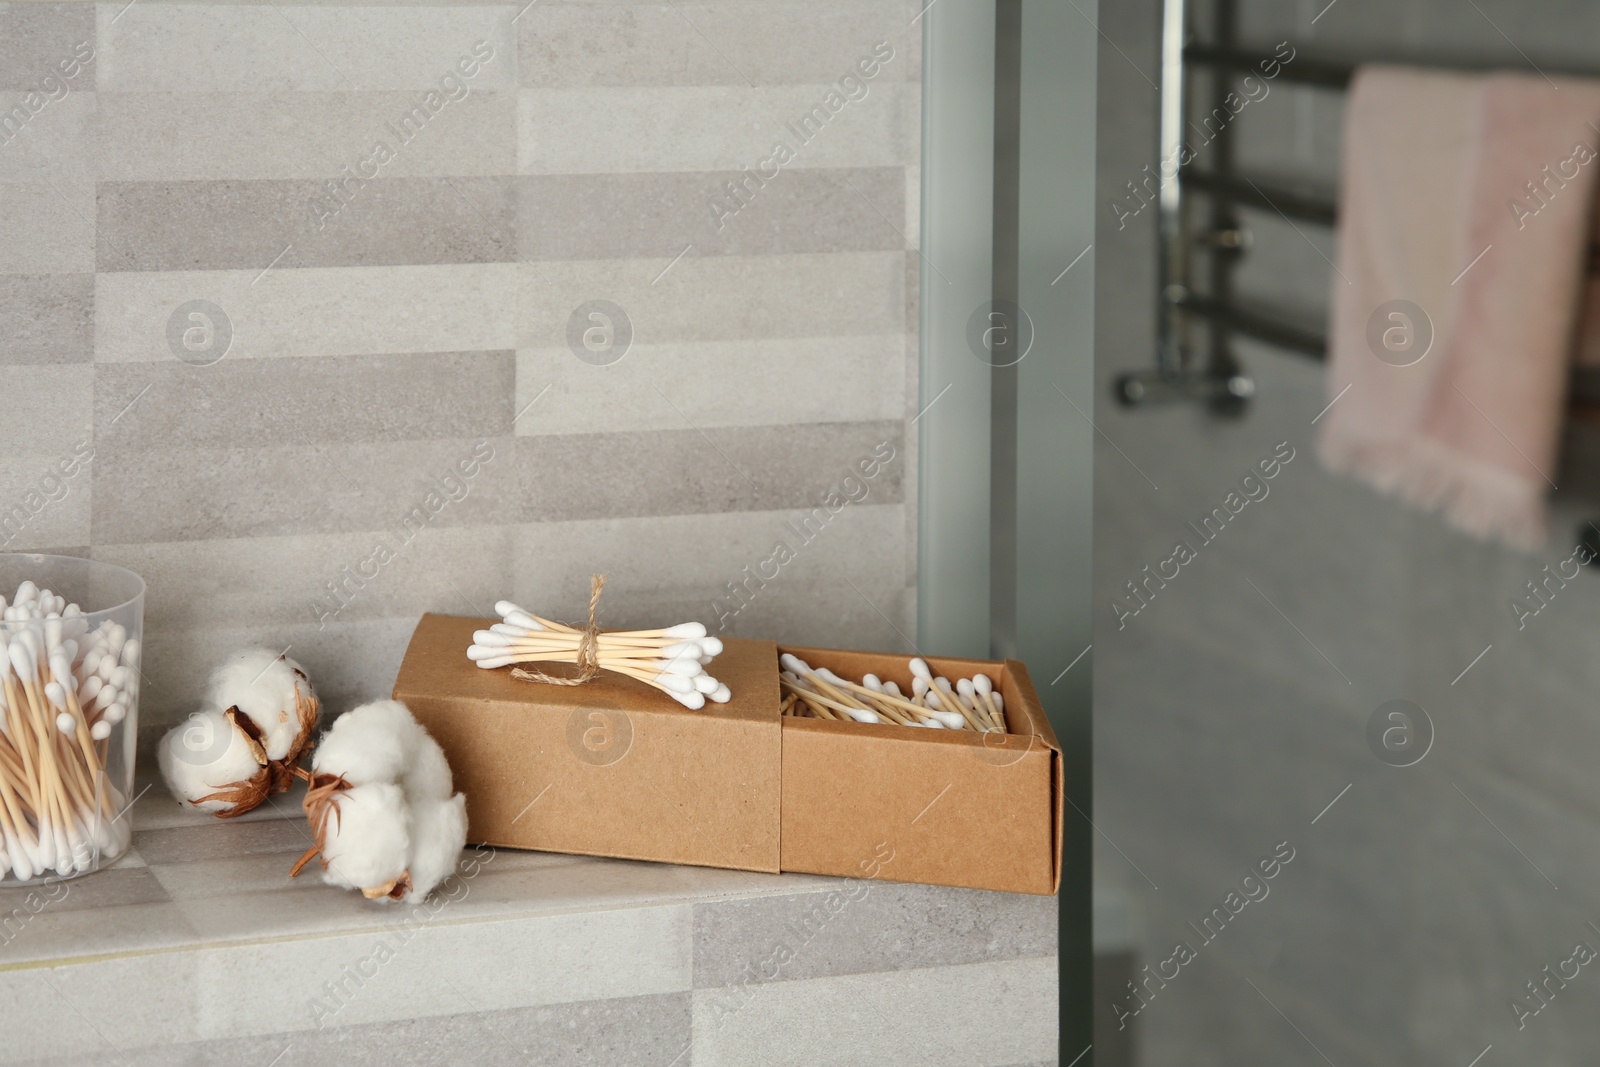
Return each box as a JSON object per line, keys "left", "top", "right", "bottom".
{"left": 0, "top": 1, "right": 923, "bottom": 741}
{"left": 1096, "top": 1, "right": 1600, "bottom": 1065}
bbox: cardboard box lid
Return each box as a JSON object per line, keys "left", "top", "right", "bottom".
{"left": 393, "top": 613, "right": 783, "bottom": 872}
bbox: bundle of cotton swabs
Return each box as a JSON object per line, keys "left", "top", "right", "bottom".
{"left": 468, "top": 601, "right": 730, "bottom": 709}
{"left": 0, "top": 581, "right": 136, "bottom": 880}
{"left": 780, "top": 653, "right": 1007, "bottom": 733}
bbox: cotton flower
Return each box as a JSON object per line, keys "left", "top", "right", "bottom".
{"left": 156, "top": 649, "right": 320, "bottom": 818}
{"left": 291, "top": 700, "right": 468, "bottom": 904}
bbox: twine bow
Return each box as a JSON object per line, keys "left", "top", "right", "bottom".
{"left": 510, "top": 574, "right": 607, "bottom": 687}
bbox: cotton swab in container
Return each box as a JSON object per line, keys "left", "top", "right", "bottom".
{"left": 467, "top": 577, "right": 731, "bottom": 708}
{"left": 0, "top": 557, "right": 145, "bottom": 884}
{"left": 779, "top": 652, "right": 1010, "bottom": 734}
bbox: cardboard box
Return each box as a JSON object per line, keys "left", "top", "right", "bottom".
{"left": 392, "top": 614, "right": 1062, "bottom": 895}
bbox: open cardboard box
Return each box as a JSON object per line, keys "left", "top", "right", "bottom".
{"left": 392, "top": 614, "right": 1062, "bottom": 895}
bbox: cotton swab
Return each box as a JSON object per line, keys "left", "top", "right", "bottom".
{"left": 468, "top": 585, "right": 731, "bottom": 709}
{"left": 779, "top": 653, "right": 1010, "bottom": 735}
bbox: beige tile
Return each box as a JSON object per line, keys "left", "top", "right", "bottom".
{"left": 692, "top": 956, "right": 1058, "bottom": 1066}
{"left": 97, "top": 177, "right": 517, "bottom": 272}
{"left": 517, "top": 85, "right": 915, "bottom": 174}
{"left": 0, "top": 274, "right": 95, "bottom": 364}
{"left": 96, "top": 5, "right": 517, "bottom": 92}
{"left": 516, "top": 2, "right": 911, "bottom": 88}
{"left": 0, "top": 91, "right": 95, "bottom": 185}
{"left": 0, "top": 5, "right": 96, "bottom": 93}
{"left": 516, "top": 167, "right": 906, "bottom": 260}
{"left": 93, "top": 264, "right": 522, "bottom": 362}
{"left": 693, "top": 882, "right": 1057, "bottom": 986}
{"left": 97, "top": 91, "right": 517, "bottom": 181}
{"left": 0, "top": 180, "right": 94, "bottom": 273}
{"left": 94, "top": 352, "right": 515, "bottom": 450}
{"left": 513, "top": 334, "right": 906, "bottom": 436}
{"left": 0, "top": 365, "right": 92, "bottom": 454}
{"left": 0, "top": 453, "right": 93, "bottom": 553}
{"left": 517, "top": 252, "right": 906, "bottom": 349}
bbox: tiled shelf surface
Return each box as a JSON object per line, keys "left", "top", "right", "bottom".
{"left": 0, "top": 778, "right": 1058, "bottom": 1066}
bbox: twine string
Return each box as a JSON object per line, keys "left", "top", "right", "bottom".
{"left": 510, "top": 574, "right": 607, "bottom": 687}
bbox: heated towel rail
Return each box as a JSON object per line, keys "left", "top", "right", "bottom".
{"left": 1116, "top": 0, "right": 1600, "bottom": 417}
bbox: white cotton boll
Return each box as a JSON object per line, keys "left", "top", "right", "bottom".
{"left": 312, "top": 699, "right": 424, "bottom": 786}
{"left": 401, "top": 732, "right": 455, "bottom": 804}
{"left": 208, "top": 648, "right": 316, "bottom": 762}
{"left": 157, "top": 708, "right": 265, "bottom": 813}
{"left": 317, "top": 782, "right": 411, "bottom": 895}
{"left": 403, "top": 794, "right": 468, "bottom": 903}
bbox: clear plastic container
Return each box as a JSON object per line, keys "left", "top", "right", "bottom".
{"left": 0, "top": 553, "right": 144, "bottom": 883}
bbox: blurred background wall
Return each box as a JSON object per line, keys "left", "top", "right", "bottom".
{"left": 0, "top": 0, "right": 923, "bottom": 748}
{"left": 1095, "top": 1, "right": 1600, "bottom": 1063}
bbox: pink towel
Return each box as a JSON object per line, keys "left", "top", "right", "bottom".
{"left": 1320, "top": 67, "right": 1600, "bottom": 550}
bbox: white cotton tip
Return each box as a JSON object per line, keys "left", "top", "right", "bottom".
{"left": 932, "top": 709, "right": 965, "bottom": 729}
{"left": 862, "top": 673, "right": 882, "bottom": 690}
{"left": 708, "top": 682, "right": 731, "bottom": 703}
{"left": 6, "top": 836, "right": 31, "bottom": 882}
{"left": 699, "top": 636, "right": 723, "bottom": 656}
{"left": 921, "top": 716, "right": 946, "bottom": 729}
{"left": 109, "top": 665, "right": 132, "bottom": 688}
{"left": 663, "top": 622, "right": 707, "bottom": 639}
{"left": 991, "top": 693, "right": 1004, "bottom": 713}
{"left": 472, "top": 630, "right": 512, "bottom": 648}
{"left": 318, "top": 782, "right": 411, "bottom": 894}
{"left": 120, "top": 638, "right": 140, "bottom": 666}
{"left": 44, "top": 681, "right": 66, "bottom": 709}
{"left": 692, "top": 673, "right": 719, "bottom": 694}
{"left": 503, "top": 610, "right": 543, "bottom": 631}
{"left": 105, "top": 624, "right": 126, "bottom": 660}
{"left": 96, "top": 657, "right": 114, "bottom": 681}
{"left": 883, "top": 680, "right": 902, "bottom": 697}
{"left": 43, "top": 617, "right": 62, "bottom": 651}
{"left": 90, "top": 720, "right": 111, "bottom": 741}
{"left": 779, "top": 653, "right": 808, "bottom": 674}
{"left": 208, "top": 648, "right": 316, "bottom": 762}
{"left": 7, "top": 641, "right": 34, "bottom": 685}
{"left": 14, "top": 581, "right": 37, "bottom": 605}
{"left": 473, "top": 655, "right": 517, "bottom": 669}
{"left": 670, "top": 689, "right": 706, "bottom": 709}
{"left": 466, "top": 644, "right": 507, "bottom": 661}
{"left": 55, "top": 712, "right": 74, "bottom": 734}
{"left": 652, "top": 672, "right": 694, "bottom": 694}
{"left": 403, "top": 793, "right": 469, "bottom": 903}
{"left": 957, "top": 678, "right": 976, "bottom": 699}
{"left": 82, "top": 649, "right": 103, "bottom": 677}
{"left": 909, "top": 657, "right": 932, "bottom": 680}
{"left": 911, "top": 677, "right": 928, "bottom": 699}
{"left": 158, "top": 707, "right": 266, "bottom": 813}
{"left": 843, "top": 707, "right": 881, "bottom": 724}
{"left": 658, "top": 657, "right": 702, "bottom": 677}
{"left": 489, "top": 622, "right": 532, "bottom": 638}
{"left": 104, "top": 702, "right": 126, "bottom": 724}
{"left": 659, "top": 640, "right": 702, "bottom": 660}
{"left": 79, "top": 674, "right": 102, "bottom": 703}
{"left": 973, "top": 673, "right": 994, "bottom": 697}
{"left": 934, "top": 676, "right": 953, "bottom": 694}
